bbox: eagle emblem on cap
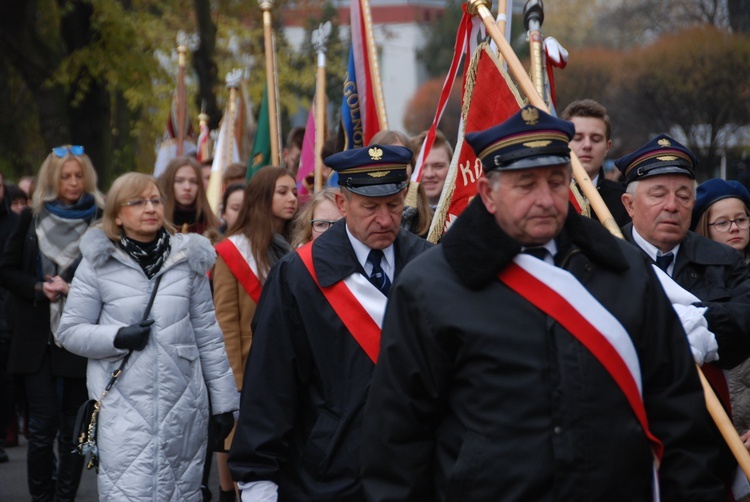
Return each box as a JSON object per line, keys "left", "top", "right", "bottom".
{"left": 369, "top": 147, "right": 383, "bottom": 160}
{"left": 658, "top": 138, "right": 671, "bottom": 147}
{"left": 521, "top": 106, "right": 539, "bottom": 125}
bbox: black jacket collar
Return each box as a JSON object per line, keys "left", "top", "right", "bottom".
{"left": 622, "top": 222, "right": 739, "bottom": 269}
{"left": 309, "top": 218, "right": 430, "bottom": 287}
{"left": 443, "top": 198, "right": 628, "bottom": 290}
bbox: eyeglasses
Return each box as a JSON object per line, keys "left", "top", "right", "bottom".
{"left": 122, "top": 197, "right": 165, "bottom": 209}
{"left": 52, "top": 145, "right": 84, "bottom": 157}
{"left": 311, "top": 219, "right": 338, "bottom": 232}
{"left": 708, "top": 217, "right": 750, "bottom": 232}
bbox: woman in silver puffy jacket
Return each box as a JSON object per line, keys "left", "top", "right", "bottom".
{"left": 56, "top": 172, "right": 237, "bottom": 501}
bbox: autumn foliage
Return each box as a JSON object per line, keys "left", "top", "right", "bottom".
{"left": 402, "top": 76, "right": 463, "bottom": 147}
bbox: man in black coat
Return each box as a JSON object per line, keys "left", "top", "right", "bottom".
{"left": 361, "top": 106, "right": 724, "bottom": 501}
{"left": 618, "top": 134, "right": 750, "bottom": 498}
{"left": 561, "top": 99, "right": 630, "bottom": 227}
{"left": 228, "top": 145, "right": 432, "bottom": 501}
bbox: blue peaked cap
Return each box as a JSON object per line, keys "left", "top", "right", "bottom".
{"left": 614, "top": 134, "right": 697, "bottom": 185}
{"left": 325, "top": 144, "right": 411, "bottom": 197}
{"left": 464, "top": 105, "right": 574, "bottom": 172}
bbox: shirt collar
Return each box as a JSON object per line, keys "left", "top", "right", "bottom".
{"left": 345, "top": 224, "right": 395, "bottom": 273}
{"left": 520, "top": 240, "right": 558, "bottom": 264}
{"left": 631, "top": 227, "right": 681, "bottom": 262}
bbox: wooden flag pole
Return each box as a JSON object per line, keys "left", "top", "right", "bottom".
{"left": 698, "top": 366, "right": 750, "bottom": 477}
{"left": 313, "top": 22, "right": 331, "bottom": 193}
{"left": 224, "top": 70, "right": 243, "bottom": 186}
{"left": 259, "top": 0, "right": 281, "bottom": 166}
{"left": 466, "top": 0, "right": 621, "bottom": 239}
{"left": 467, "top": 0, "right": 750, "bottom": 478}
{"left": 523, "top": 0, "right": 545, "bottom": 100}
{"left": 176, "top": 42, "right": 188, "bottom": 156}
{"left": 198, "top": 110, "right": 210, "bottom": 161}
{"left": 360, "top": 0, "right": 388, "bottom": 130}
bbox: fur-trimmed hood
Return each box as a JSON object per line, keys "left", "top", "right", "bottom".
{"left": 80, "top": 227, "right": 216, "bottom": 276}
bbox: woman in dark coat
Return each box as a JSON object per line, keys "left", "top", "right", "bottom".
{"left": 0, "top": 145, "right": 103, "bottom": 501}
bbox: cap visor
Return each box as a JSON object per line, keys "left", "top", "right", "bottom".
{"left": 347, "top": 181, "right": 408, "bottom": 197}
{"left": 638, "top": 165, "right": 695, "bottom": 180}
{"left": 501, "top": 155, "right": 571, "bottom": 171}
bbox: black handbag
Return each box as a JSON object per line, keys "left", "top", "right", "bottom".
{"left": 72, "top": 275, "right": 162, "bottom": 471}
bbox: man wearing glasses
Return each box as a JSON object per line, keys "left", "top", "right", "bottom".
{"left": 618, "top": 134, "right": 750, "bottom": 497}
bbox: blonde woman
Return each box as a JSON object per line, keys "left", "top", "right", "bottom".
{"left": 57, "top": 172, "right": 237, "bottom": 500}
{"left": 290, "top": 187, "right": 341, "bottom": 248}
{"left": 0, "top": 145, "right": 103, "bottom": 500}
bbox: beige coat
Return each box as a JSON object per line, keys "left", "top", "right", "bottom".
{"left": 213, "top": 255, "right": 256, "bottom": 392}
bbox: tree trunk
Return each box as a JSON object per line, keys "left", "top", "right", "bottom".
{"left": 193, "top": 0, "right": 221, "bottom": 130}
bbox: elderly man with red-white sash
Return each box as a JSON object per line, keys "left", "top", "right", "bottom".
{"left": 361, "top": 106, "right": 724, "bottom": 502}
{"left": 228, "top": 145, "right": 431, "bottom": 501}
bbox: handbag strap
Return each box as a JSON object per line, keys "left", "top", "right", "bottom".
{"left": 103, "top": 274, "right": 163, "bottom": 394}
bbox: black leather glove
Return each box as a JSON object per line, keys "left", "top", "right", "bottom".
{"left": 113, "top": 319, "right": 155, "bottom": 351}
{"left": 212, "top": 411, "right": 235, "bottom": 449}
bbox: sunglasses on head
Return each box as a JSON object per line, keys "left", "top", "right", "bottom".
{"left": 52, "top": 145, "right": 84, "bottom": 158}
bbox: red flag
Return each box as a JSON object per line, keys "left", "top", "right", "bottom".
{"left": 428, "top": 43, "right": 523, "bottom": 241}
{"left": 350, "top": 0, "right": 381, "bottom": 145}
{"left": 412, "top": 7, "right": 476, "bottom": 182}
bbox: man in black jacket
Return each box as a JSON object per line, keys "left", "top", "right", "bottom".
{"left": 361, "top": 107, "right": 723, "bottom": 501}
{"left": 618, "top": 134, "right": 750, "bottom": 497}
{"left": 561, "top": 98, "right": 630, "bottom": 227}
{"left": 228, "top": 145, "right": 432, "bottom": 501}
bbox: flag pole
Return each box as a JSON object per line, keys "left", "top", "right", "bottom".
{"left": 360, "top": 0, "right": 388, "bottom": 130}
{"left": 198, "top": 109, "right": 210, "bottom": 162}
{"left": 259, "top": 0, "right": 281, "bottom": 166}
{"left": 176, "top": 40, "right": 188, "bottom": 157}
{"left": 466, "top": 0, "right": 620, "bottom": 239}
{"left": 224, "top": 70, "right": 242, "bottom": 178}
{"left": 313, "top": 22, "right": 332, "bottom": 193}
{"left": 466, "top": 0, "right": 750, "bottom": 477}
{"left": 698, "top": 365, "right": 750, "bottom": 477}
{"left": 523, "top": 0, "right": 545, "bottom": 101}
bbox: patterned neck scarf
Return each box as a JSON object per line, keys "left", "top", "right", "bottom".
{"left": 118, "top": 227, "right": 171, "bottom": 279}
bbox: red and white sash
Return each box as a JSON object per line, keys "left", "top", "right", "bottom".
{"left": 297, "top": 243, "right": 386, "bottom": 363}
{"left": 499, "top": 254, "right": 663, "bottom": 500}
{"left": 215, "top": 235, "right": 263, "bottom": 304}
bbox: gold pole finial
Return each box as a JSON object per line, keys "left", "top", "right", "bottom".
{"left": 466, "top": 0, "right": 492, "bottom": 17}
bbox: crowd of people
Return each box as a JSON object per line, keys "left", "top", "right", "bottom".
{"left": 1, "top": 99, "right": 750, "bottom": 502}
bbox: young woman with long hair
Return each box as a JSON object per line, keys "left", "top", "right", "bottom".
{"left": 211, "top": 166, "right": 298, "bottom": 501}
{"left": 158, "top": 156, "right": 220, "bottom": 235}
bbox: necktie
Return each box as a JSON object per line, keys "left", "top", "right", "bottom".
{"left": 655, "top": 252, "right": 674, "bottom": 272}
{"left": 521, "top": 247, "right": 549, "bottom": 261}
{"left": 367, "top": 249, "right": 391, "bottom": 296}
